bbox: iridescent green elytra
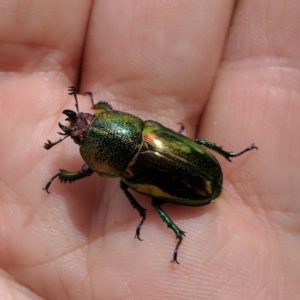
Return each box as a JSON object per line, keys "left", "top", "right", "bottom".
{"left": 44, "top": 86, "right": 257, "bottom": 263}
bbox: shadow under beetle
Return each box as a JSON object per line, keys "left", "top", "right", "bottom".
{"left": 44, "top": 86, "right": 257, "bottom": 264}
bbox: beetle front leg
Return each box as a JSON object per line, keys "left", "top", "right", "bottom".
{"left": 152, "top": 198, "right": 185, "bottom": 264}
{"left": 120, "top": 181, "right": 147, "bottom": 241}
{"left": 195, "top": 140, "right": 258, "bottom": 162}
{"left": 44, "top": 164, "right": 94, "bottom": 193}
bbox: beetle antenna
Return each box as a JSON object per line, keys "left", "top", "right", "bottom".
{"left": 68, "top": 86, "right": 80, "bottom": 114}
{"left": 43, "top": 134, "right": 69, "bottom": 150}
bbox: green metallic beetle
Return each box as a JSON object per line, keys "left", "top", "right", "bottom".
{"left": 44, "top": 86, "right": 257, "bottom": 263}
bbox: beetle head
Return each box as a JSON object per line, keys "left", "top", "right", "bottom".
{"left": 43, "top": 88, "right": 95, "bottom": 150}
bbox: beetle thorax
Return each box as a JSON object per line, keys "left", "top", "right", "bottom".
{"left": 70, "top": 112, "right": 94, "bottom": 145}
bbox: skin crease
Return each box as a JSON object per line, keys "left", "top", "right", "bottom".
{"left": 0, "top": 0, "right": 300, "bottom": 299}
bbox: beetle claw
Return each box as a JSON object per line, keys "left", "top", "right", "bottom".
{"left": 171, "top": 234, "right": 184, "bottom": 264}
{"left": 135, "top": 220, "right": 144, "bottom": 241}
{"left": 43, "top": 140, "right": 54, "bottom": 150}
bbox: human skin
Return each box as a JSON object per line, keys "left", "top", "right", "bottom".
{"left": 0, "top": 0, "right": 300, "bottom": 299}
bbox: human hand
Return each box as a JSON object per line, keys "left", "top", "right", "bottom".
{"left": 0, "top": 1, "right": 299, "bottom": 299}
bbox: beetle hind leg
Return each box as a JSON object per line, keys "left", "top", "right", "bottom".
{"left": 120, "top": 181, "right": 147, "bottom": 241}
{"left": 152, "top": 198, "right": 185, "bottom": 264}
{"left": 195, "top": 140, "right": 258, "bottom": 162}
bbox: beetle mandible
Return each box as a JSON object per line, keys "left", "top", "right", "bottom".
{"left": 44, "top": 86, "right": 257, "bottom": 264}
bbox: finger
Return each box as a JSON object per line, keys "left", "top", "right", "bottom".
{"left": 204, "top": 0, "right": 300, "bottom": 210}
{"left": 81, "top": 0, "right": 235, "bottom": 135}
{"left": 0, "top": 0, "right": 92, "bottom": 84}
{"left": 201, "top": 3, "right": 300, "bottom": 298}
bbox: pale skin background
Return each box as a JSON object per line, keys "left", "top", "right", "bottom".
{"left": 0, "top": 0, "right": 299, "bottom": 299}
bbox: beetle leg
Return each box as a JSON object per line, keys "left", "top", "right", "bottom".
{"left": 120, "top": 181, "right": 147, "bottom": 241}
{"left": 44, "top": 164, "right": 94, "bottom": 193}
{"left": 68, "top": 86, "right": 80, "bottom": 114}
{"left": 195, "top": 140, "right": 258, "bottom": 162}
{"left": 85, "top": 90, "right": 113, "bottom": 111}
{"left": 152, "top": 198, "right": 186, "bottom": 264}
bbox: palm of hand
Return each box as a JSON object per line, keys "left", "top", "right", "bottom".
{"left": 0, "top": 1, "right": 299, "bottom": 299}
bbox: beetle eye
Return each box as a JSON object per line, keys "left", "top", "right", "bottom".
{"left": 58, "top": 122, "right": 71, "bottom": 134}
